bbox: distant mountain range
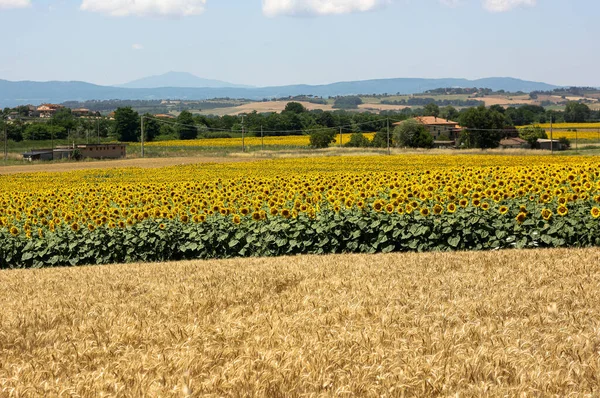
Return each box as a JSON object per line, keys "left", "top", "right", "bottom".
{"left": 0, "top": 76, "right": 561, "bottom": 108}
{"left": 115, "top": 71, "right": 253, "bottom": 89}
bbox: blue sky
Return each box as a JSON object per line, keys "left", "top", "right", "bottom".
{"left": 0, "top": 0, "right": 598, "bottom": 87}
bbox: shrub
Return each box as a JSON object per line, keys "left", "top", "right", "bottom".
{"left": 345, "top": 133, "right": 371, "bottom": 148}
{"left": 309, "top": 130, "right": 336, "bottom": 148}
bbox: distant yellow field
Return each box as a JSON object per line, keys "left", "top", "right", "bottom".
{"left": 523, "top": 123, "right": 600, "bottom": 141}
{"left": 140, "top": 132, "right": 377, "bottom": 148}
{"left": 2, "top": 248, "right": 600, "bottom": 396}
{"left": 533, "top": 123, "right": 600, "bottom": 129}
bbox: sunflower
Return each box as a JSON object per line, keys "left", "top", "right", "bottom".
{"left": 181, "top": 214, "right": 189, "bottom": 223}
{"left": 516, "top": 212, "right": 527, "bottom": 224}
{"left": 499, "top": 206, "right": 509, "bottom": 215}
{"left": 591, "top": 207, "right": 600, "bottom": 219}
{"left": 447, "top": 203, "right": 457, "bottom": 213}
{"left": 269, "top": 207, "right": 278, "bottom": 216}
{"left": 433, "top": 204, "right": 443, "bottom": 215}
{"left": 385, "top": 204, "right": 395, "bottom": 214}
{"left": 420, "top": 207, "right": 430, "bottom": 217}
{"left": 87, "top": 224, "right": 95, "bottom": 232}
{"left": 159, "top": 223, "right": 166, "bottom": 230}
{"left": 480, "top": 202, "right": 490, "bottom": 211}
{"left": 541, "top": 208, "right": 553, "bottom": 221}
{"left": 557, "top": 206, "right": 568, "bottom": 217}
{"left": 71, "top": 222, "right": 80, "bottom": 232}
{"left": 459, "top": 199, "right": 468, "bottom": 208}
{"left": 9, "top": 226, "right": 19, "bottom": 236}
{"left": 519, "top": 205, "right": 528, "bottom": 214}
{"left": 232, "top": 215, "right": 241, "bottom": 225}
{"left": 373, "top": 201, "right": 384, "bottom": 212}
{"left": 252, "top": 212, "right": 261, "bottom": 221}
{"left": 281, "top": 208, "right": 291, "bottom": 219}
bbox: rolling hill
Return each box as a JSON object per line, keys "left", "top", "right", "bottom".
{"left": 0, "top": 76, "right": 560, "bottom": 108}
{"left": 116, "top": 71, "right": 252, "bottom": 89}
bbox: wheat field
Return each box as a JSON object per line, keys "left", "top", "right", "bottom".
{"left": 2, "top": 249, "right": 600, "bottom": 396}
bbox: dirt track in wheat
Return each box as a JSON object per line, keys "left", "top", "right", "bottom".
{"left": 2, "top": 249, "right": 600, "bottom": 397}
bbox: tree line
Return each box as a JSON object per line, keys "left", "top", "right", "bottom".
{"left": 2, "top": 101, "right": 598, "bottom": 145}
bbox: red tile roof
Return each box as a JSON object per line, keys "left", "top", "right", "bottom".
{"left": 393, "top": 116, "right": 461, "bottom": 127}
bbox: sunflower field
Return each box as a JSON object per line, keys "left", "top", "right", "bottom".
{"left": 137, "top": 132, "right": 377, "bottom": 149}
{"left": 2, "top": 154, "right": 600, "bottom": 268}
{"left": 522, "top": 123, "right": 600, "bottom": 141}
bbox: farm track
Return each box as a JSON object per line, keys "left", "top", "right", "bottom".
{"left": 1, "top": 248, "right": 600, "bottom": 396}
{"left": 0, "top": 156, "right": 256, "bottom": 175}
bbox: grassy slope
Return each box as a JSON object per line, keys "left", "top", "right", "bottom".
{"left": 1, "top": 248, "right": 600, "bottom": 396}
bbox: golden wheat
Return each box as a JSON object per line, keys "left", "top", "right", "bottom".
{"left": 1, "top": 248, "right": 600, "bottom": 396}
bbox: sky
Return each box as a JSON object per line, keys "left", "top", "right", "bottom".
{"left": 0, "top": 0, "right": 598, "bottom": 88}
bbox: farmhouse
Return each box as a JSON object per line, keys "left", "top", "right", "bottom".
{"left": 71, "top": 108, "right": 92, "bottom": 117}
{"left": 537, "top": 139, "right": 566, "bottom": 151}
{"left": 393, "top": 116, "right": 463, "bottom": 141}
{"left": 22, "top": 144, "right": 127, "bottom": 161}
{"left": 75, "top": 144, "right": 127, "bottom": 159}
{"left": 37, "top": 104, "right": 64, "bottom": 118}
{"left": 22, "top": 149, "right": 54, "bottom": 161}
{"left": 500, "top": 137, "right": 528, "bottom": 149}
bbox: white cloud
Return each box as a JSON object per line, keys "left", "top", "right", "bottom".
{"left": 483, "top": 0, "right": 536, "bottom": 12}
{"left": 0, "top": 0, "right": 31, "bottom": 9}
{"left": 80, "top": 0, "right": 207, "bottom": 17}
{"left": 132, "top": 43, "right": 144, "bottom": 50}
{"left": 262, "top": 0, "right": 388, "bottom": 17}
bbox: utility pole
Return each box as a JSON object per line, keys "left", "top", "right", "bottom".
{"left": 387, "top": 118, "right": 390, "bottom": 155}
{"left": 241, "top": 115, "right": 245, "bottom": 152}
{"left": 3, "top": 120, "right": 7, "bottom": 161}
{"left": 141, "top": 116, "right": 145, "bottom": 158}
{"left": 261, "top": 125, "right": 264, "bottom": 151}
{"left": 550, "top": 117, "right": 553, "bottom": 154}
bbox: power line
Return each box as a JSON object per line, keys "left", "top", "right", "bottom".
{"left": 143, "top": 114, "right": 402, "bottom": 135}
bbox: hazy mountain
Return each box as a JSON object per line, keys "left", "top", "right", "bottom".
{"left": 0, "top": 77, "right": 561, "bottom": 108}
{"left": 116, "top": 71, "right": 253, "bottom": 89}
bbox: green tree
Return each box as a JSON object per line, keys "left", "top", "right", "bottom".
{"left": 423, "top": 103, "right": 440, "bottom": 117}
{"left": 0, "top": 119, "right": 25, "bottom": 142}
{"left": 114, "top": 107, "right": 140, "bottom": 142}
{"left": 283, "top": 102, "right": 307, "bottom": 114}
{"left": 519, "top": 126, "right": 548, "bottom": 149}
{"left": 440, "top": 106, "right": 459, "bottom": 121}
{"left": 393, "top": 119, "right": 433, "bottom": 148}
{"left": 309, "top": 129, "right": 336, "bottom": 148}
{"left": 345, "top": 133, "right": 371, "bottom": 148}
{"left": 458, "top": 106, "right": 506, "bottom": 149}
{"left": 176, "top": 111, "right": 198, "bottom": 140}
{"left": 333, "top": 96, "right": 363, "bottom": 109}
{"left": 564, "top": 102, "right": 591, "bottom": 123}
{"left": 142, "top": 114, "right": 160, "bottom": 142}
{"left": 22, "top": 123, "right": 66, "bottom": 141}
{"left": 52, "top": 108, "right": 76, "bottom": 132}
